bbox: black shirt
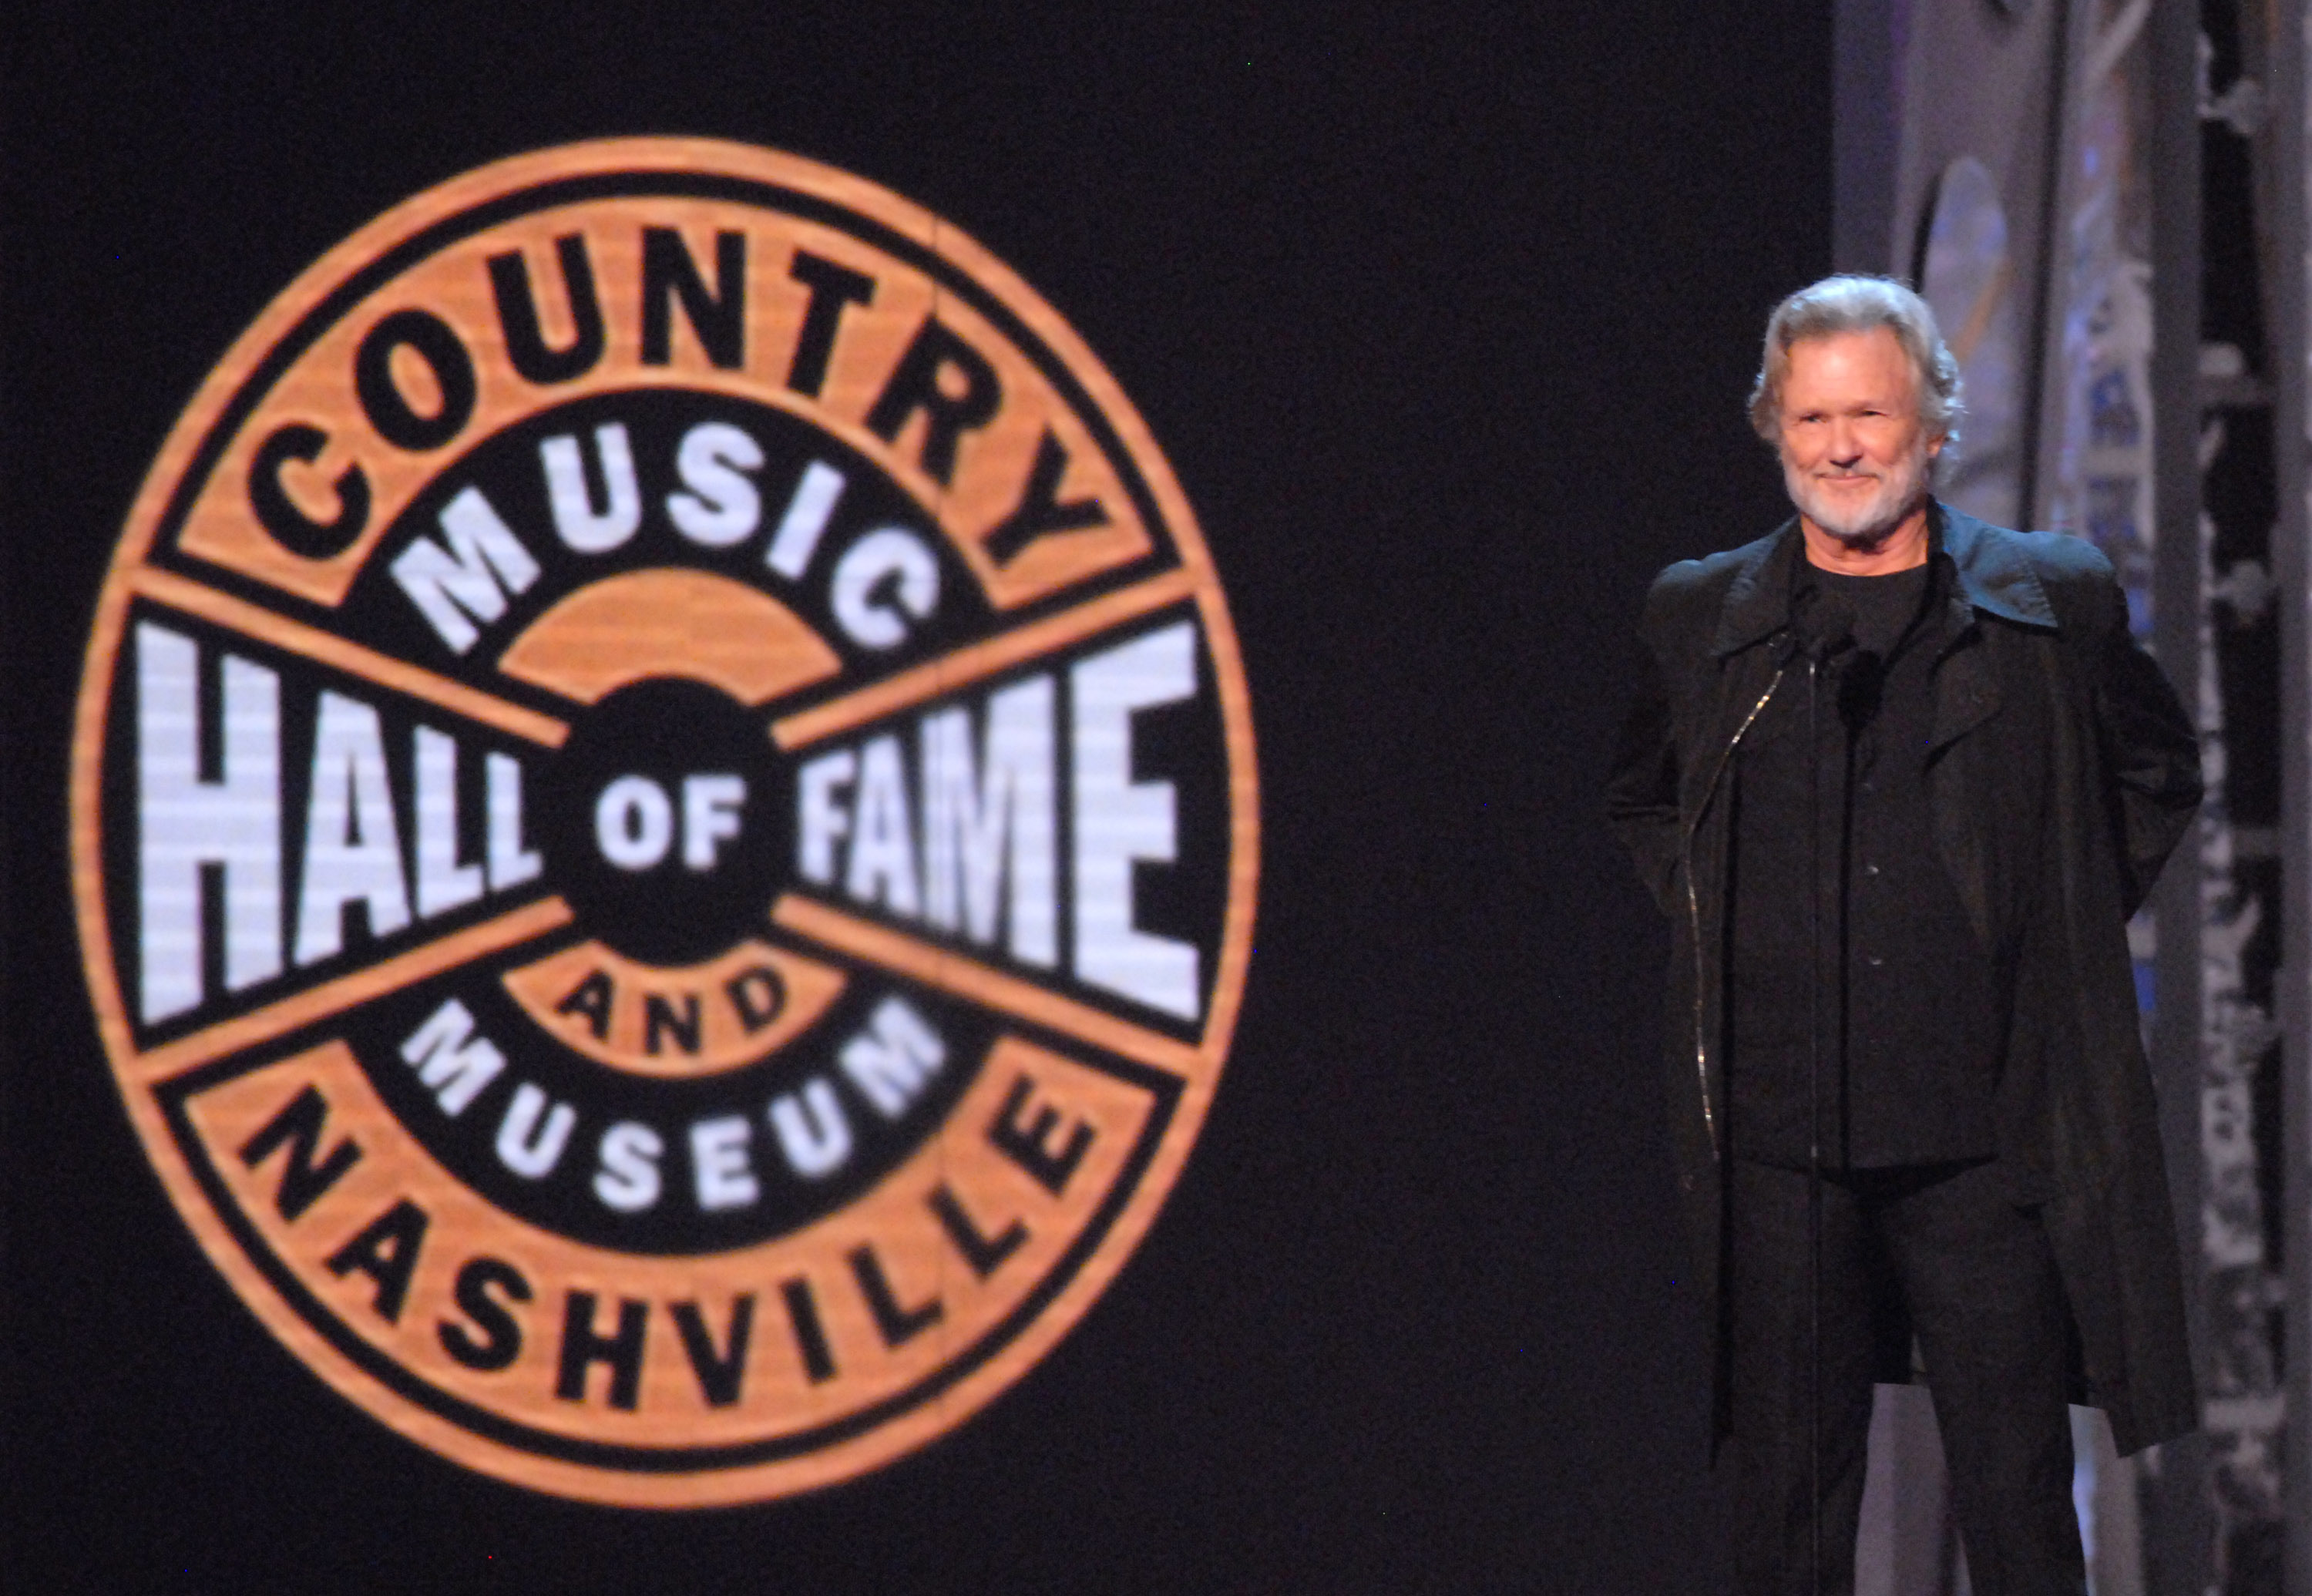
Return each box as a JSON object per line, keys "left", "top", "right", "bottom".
{"left": 1726, "top": 555, "right": 2001, "bottom": 1169}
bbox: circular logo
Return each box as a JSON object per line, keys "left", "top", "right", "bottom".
{"left": 71, "top": 139, "right": 1258, "bottom": 1507}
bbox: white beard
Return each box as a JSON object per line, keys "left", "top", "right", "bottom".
{"left": 1783, "top": 438, "right": 1933, "bottom": 545}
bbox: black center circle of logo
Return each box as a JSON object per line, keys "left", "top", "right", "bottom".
{"left": 537, "top": 677, "right": 788, "bottom": 966}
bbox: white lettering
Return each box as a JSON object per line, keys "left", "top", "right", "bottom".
{"left": 919, "top": 676, "right": 1055, "bottom": 965}
{"left": 831, "top": 527, "right": 939, "bottom": 648}
{"left": 1070, "top": 623, "right": 1201, "bottom": 1018}
{"left": 390, "top": 486, "right": 540, "bottom": 654}
{"left": 845, "top": 736, "right": 919, "bottom": 913}
{"left": 413, "top": 727, "right": 482, "bottom": 918}
{"left": 681, "top": 774, "right": 747, "bottom": 870}
{"left": 593, "top": 1121, "right": 664, "bottom": 1213}
{"left": 765, "top": 460, "right": 846, "bottom": 578}
{"left": 797, "top": 749, "right": 855, "bottom": 884}
{"left": 135, "top": 624, "right": 282, "bottom": 1021}
{"left": 667, "top": 421, "right": 763, "bottom": 546}
{"left": 539, "top": 422, "right": 641, "bottom": 553}
{"left": 486, "top": 752, "right": 543, "bottom": 889}
{"left": 768, "top": 1079, "right": 852, "bottom": 1178}
{"left": 596, "top": 775, "right": 674, "bottom": 870}
{"left": 495, "top": 1082, "right": 576, "bottom": 1178}
{"left": 294, "top": 691, "right": 412, "bottom": 965}
{"left": 398, "top": 996, "right": 506, "bottom": 1117}
{"left": 838, "top": 996, "right": 946, "bottom": 1119}
{"left": 690, "top": 1115, "right": 760, "bottom": 1209}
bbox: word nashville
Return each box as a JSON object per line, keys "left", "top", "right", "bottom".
{"left": 233, "top": 1033, "right": 1100, "bottom": 1410}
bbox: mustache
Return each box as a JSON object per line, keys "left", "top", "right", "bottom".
{"left": 1783, "top": 448, "right": 1931, "bottom": 543}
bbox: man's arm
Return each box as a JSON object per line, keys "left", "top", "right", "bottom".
{"left": 2088, "top": 573, "right": 2203, "bottom": 917}
{"left": 1604, "top": 613, "right": 1683, "bottom": 916}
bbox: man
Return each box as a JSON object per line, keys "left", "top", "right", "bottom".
{"left": 1605, "top": 275, "right": 2200, "bottom": 1594}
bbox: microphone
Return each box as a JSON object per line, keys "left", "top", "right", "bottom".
{"left": 1789, "top": 587, "right": 1857, "bottom": 666}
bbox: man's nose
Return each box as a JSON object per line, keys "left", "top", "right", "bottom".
{"left": 1824, "top": 420, "right": 1863, "bottom": 465}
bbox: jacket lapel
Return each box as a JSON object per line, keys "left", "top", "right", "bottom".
{"left": 1709, "top": 519, "right": 1800, "bottom": 661}
{"left": 1684, "top": 526, "right": 1798, "bottom": 822}
{"left": 1928, "top": 506, "right": 2057, "bottom": 754}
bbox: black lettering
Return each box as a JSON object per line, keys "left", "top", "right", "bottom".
{"left": 644, "top": 992, "right": 702, "bottom": 1055}
{"left": 670, "top": 1295, "right": 756, "bottom": 1408}
{"left": 781, "top": 1276, "right": 836, "bottom": 1383}
{"left": 439, "top": 1255, "right": 531, "bottom": 1372}
{"left": 355, "top": 308, "right": 477, "bottom": 451}
{"left": 929, "top": 1182, "right": 1027, "bottom": 1278}
{"left": 488, "top": 234, "right": 606, "bottom": 385}
{"left": 248, "top": 424, "right": 371, "bottom": 560}
{"left": 555, "top": 1291, "right": 648, "bottom": 1410}
{"left": 785, "top": 250, "right": 875, "bottom": 398}
{"left": 238, "top": 1084, "right": 363, "bottom": 1221}
{"left": 987, "top": 1074, "right": 1093, "bottom": 1196}
{"left": 862, "top": 318, "right": 1000, "bottom": 486}
{"left": 724, "top": 966, "right": 785, "bottom": 1032}
{"left": 556, "top": 969, "right": 614, "bottom": 1040}
{"left": 848, "top": 1244, "right": 943, "bottom": 1349}
{"left": 641, "top": 227, "right": 744, "bottom": 369}
{"left": 980, "top": 430, "right": 1110, "bottom": 566}
{"left": 324, "top": 1199, "right": 429, "bottom": 1323}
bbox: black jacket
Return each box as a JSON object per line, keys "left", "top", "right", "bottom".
{"left": 1604, "top": 505, "right": 2202, "bottom": 1454}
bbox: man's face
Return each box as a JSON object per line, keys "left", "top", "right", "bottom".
{"left": 1776, "top": 327, "right": 1944, "bottom": 545}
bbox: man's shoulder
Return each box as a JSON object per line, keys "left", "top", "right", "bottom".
{"left": 1649, "top": 526, "right": 1784, "bottom": 593}
{"left": 1945, "top": 511, "right": 2121, "bottom": 633}
{"left": 1994, "top": 524, "right": 2117, "bottom": 589}
{"left": 1643, "top": 526, "right": 1784, "bottom": 626}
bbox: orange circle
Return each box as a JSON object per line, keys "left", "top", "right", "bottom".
{"left": 70, "top": 139, "right": 1258, "bottom": 1507}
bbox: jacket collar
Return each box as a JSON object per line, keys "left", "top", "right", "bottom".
{"left": 1709, "top": 500, "right": 2057, "bottom": 658}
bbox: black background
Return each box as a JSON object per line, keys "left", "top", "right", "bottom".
{"left": 2, "top": 6, "right": 1826, "bottom": 1591}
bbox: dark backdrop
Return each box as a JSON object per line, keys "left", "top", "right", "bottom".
{"left": 0, "top": 7, "right": 1827, "bottom": 1591}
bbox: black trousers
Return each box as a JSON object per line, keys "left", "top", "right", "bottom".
{"left": 1722, "top": 1158, "right": 2085, "bottom": 1596}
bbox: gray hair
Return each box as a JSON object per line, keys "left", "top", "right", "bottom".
{"left": 1746, "top": 274, "right": 1963, "bottom": 449}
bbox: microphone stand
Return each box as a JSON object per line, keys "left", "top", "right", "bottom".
{"left": 1795, "top": 591, "right": 1853, "bottom": 1596}
{"left": 1807, "top": 644, "right": 1824, "bottom": 1596}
